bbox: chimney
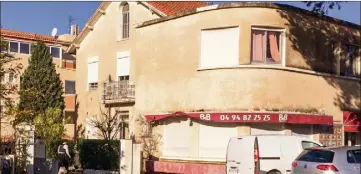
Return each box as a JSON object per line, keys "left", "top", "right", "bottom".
{"left": 70, "top": 24, "right": 79, "bottom": 36}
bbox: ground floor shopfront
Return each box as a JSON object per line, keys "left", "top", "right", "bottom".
{"left": 144, "top": 111, "right": 334, "bottom": 174}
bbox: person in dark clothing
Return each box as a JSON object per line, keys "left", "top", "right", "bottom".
{"left": 58, "top": 142, "right": 71, "bottom": 173}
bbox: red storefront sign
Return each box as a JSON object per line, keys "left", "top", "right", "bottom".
{"left": 343, "top": 111, "right": 361, "bottom": 132}
{"left": 146, "top": 111, "right": 333, "bottom": 125}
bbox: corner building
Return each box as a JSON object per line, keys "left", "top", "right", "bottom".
{"left": 70, "top": 2, "right": 361, "bottom": 173}
{"left": 134, "top": 3, "right": 361, "bottom": 173}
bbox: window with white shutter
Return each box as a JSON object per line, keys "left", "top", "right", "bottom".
{"left": 117, "top": 51, "right": 130, "bottom": 78}
{"left": 163, "top": 120, "right": 189, "bottom": 157}
{"left": 198, "top": 124, "right": 237, "bottom": 160}
{"left": 88, "top": 57, "right": 99, "bottom": 90}
{"left": 200, "top": 27, "right": 240, "bottom": 69}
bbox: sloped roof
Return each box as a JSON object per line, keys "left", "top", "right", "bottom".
{"left": 0, "top": 28, "right": 70, "bottom": 45}
{"left": 148, "top": 1, "right": 209, "bottom": 15}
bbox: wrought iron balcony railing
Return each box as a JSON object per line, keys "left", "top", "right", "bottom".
{"left": 101, "top": 80, "right": 135, "bottom": 104}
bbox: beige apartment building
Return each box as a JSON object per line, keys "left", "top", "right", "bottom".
{"left": 0, "top": 28, "right": 78, "bottom": 142}
{"left": 69, "top": 2, "right": 360, "bottom": 173}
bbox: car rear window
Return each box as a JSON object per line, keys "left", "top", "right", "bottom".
{"left": 347, "top": 149, "right": 361, "bottom": 163}
{"left": 297, "top": 149, "right": 335, "bottom": 163}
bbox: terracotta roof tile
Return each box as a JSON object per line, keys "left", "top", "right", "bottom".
{"left": 1, "top": 28, "right": 68, "bottom": 44}
{"left": 148, "top": 1, "right": 210, "bottom": 16}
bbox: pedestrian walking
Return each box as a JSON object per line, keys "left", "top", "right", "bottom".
{"left": 57, "top": 142, "right": 71, "bottom": 173}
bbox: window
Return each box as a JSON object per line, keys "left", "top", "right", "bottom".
{"left": 117, "top": 51, "right": 130, "bottom": 80}
{"left": 118, "top": 76, "right": 129, "bottom": 81}
{"left": 64, "top": 111, "right": 75, "bottom": 124}
{"left": 251, "top": 28, "right": 285, "bottom": 64}
{"left": 163, "top": 120, "right": 189, "bottom": 157}
{"left": 342, "top": 44, "right": 359, "bottom": 77}
{"left": 347, "top": 149, "right": 361, "bottom": 163}
{"left": 8, "top": 73, "right": 15, "bottom": 83}
{"left": 65, "top": 80, "right": 76, "bottom": 94}
{"left": 0, "top": 74, "right": 4, "bottom": 83}
{"left": 0, "top": 105, "right": 4, "bottom": 118}
{"left": 51, "top": 47, "right": 61, "bottom": 58}
{"left": 88, "top": 57, "right": 99, "bottom": 90}
{"left": 121, "top": 3, "right": 130, "bottom": 39}
{"left": 19, "top": 42, "right": 30, "bottom": 54}
{"left": 1, "top": 41, "right": 9, "bottom": 52}
{"left": 9, "top": 41, "right": 19, "bottom": 53}
{"left": 199, "top": 27, "right": 240, "bottom": 69}
{"left": 89, "top": 83, "right": 98, "bottom": 90}
{"left": 301, "top": 141, "right": 321, "bottom": 149}
{"left": 198, "top": 124, "right": 237, "bottom": 159}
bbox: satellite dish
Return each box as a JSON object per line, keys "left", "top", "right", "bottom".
{"left": 51, "top": 28, "right": 58, "bottom": 37}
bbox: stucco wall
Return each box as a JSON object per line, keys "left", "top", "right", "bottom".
{"left": 133, "top": 7, "right": 361, "bottom": 121}
{"left": 75, "top": 2, "right": 160, "bottom": 136}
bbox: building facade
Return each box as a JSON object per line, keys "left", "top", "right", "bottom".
{"left": 70, "top": 2, "right": 360, "bottom": 173}
{"left": 0, "top": 28, "right": 77, "bottom": 142}
{"left": 67, "top": 1, "right": 209, "bottom": 139}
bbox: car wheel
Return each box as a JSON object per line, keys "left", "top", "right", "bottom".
{"left": 267, "top": 170, "right": 281, "bottom": 174}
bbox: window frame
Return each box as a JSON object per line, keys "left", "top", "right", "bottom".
{"left": 19, "top": 42, "right": 31, "bottom": 54}
{"left": 87, "top": 57, "right": 99, "bottom": 91}
{"left": 9, "top": 41, "right": 19, "bottom": 53}
{"left": 250, "top": 27, "right": 286, "bottom": 66}
{"left": 121, "top": 3, "right": 130, "bottom": 40}
{"left": 64, "top": 80, "right": 76, "bottom": 95}
{"left": 1, "top": 40, "right": 9, "bottom": 52}
{"left": 64, "top": 111, "right": 75, "bottom": 124}
{"left": 199, "top": 26, "right": 240, "bottom": 70}
{"left": 342, "top": 43, "right": 360, "bottom": 77}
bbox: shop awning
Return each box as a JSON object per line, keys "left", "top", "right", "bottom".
{"left": 343, "top": 111, "right": 361, "bottom": 132}
{"left": 146, "top": 111, "right": 333, "bottom": 125}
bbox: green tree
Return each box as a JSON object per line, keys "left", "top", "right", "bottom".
{"left": 0, "top": 37, "right": 23, "bottom": 144}
{"left": 18, "top": 41, "right": 64, "bottom": 121}
{"left": 34, "top": 107, "right": 65, "bottom": 158}
{"left": 303, "top": 2, "right": 344, "bottom": 15}
{"left": 0, "top": 38, "right": 23, "bottom": 107}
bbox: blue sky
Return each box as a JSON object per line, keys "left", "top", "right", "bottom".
{"left": 1, "top": 1, "right": 360, "bottom": 35}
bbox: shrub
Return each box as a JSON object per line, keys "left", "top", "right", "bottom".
{"left": 78, "top": 139, "right": 120, "bottom": 171}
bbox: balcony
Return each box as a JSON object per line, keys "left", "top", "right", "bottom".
{"left": 62, "top": 59, "right": 76, "bottom": 69}
{"left": 64, "top": 95, "right": 76, "bottom": 111}
{"left": 101, "top": 80, "right": 135, "bottom": 104}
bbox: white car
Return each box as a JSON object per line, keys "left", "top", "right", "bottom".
{"left": 226, "top": 135, "right": 322, "bottom": 174}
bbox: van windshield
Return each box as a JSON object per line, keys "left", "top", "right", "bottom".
{"left": 301, "top": 141, "right": 321, "bottom": 149}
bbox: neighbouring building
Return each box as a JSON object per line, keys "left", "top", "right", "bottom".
{"left": 67, "top": 1, "right": 209, "bottom": 139}
{"left": 0, "top": 27, "right": 78, "bottom": 144}
{"left": 69, "top": 2, "right": 360, "bottom": 173}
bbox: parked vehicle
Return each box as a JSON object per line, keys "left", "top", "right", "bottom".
{"left": 291, "top": 146, "right": 361, "bottom": 174}
{"left": 226, "top": 135, "right": 322, "bottom": 174}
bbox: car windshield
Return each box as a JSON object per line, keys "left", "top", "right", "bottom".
{"left": 347, "top": 149, "right": 361, "bottom": 163}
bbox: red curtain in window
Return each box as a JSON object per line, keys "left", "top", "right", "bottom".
{"left": 268, "top": 32, "right": 281, "bottom": 63}
{"left": 252, "top": 31, "right": 265, "bottom": 62}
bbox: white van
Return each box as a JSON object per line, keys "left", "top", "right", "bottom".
{"left": 226, "top": 135, "right": 323, "bottom": 174}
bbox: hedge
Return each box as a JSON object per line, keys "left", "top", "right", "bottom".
{"left": 78, "top": 139, "right": 120, "bottom": 171}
